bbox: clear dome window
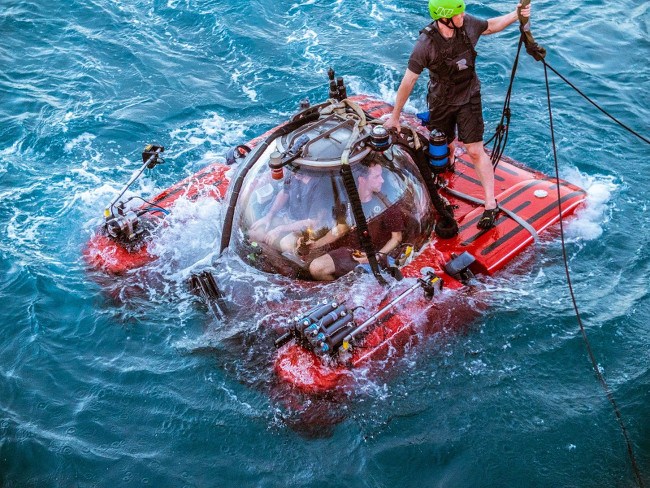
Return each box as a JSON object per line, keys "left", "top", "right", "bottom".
{"left": 232, "top": 139, "right": 436, "bottom": 279}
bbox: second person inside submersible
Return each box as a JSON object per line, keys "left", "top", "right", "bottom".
{"left": 308, "top": 161, "right": 404, "bottom": 281}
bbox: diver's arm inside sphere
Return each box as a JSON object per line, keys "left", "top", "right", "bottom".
{"left": 273, "top": 216, "right": 318, "bottom": 235}
{"left": 309, "top": 223, "right": 350, "bottom": 249}
{"left": 380, "top": 231, "right": 403, "bottom": 256}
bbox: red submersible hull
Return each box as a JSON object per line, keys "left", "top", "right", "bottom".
{"left": 85, "top": 91, "right": 586, "bottom": 395}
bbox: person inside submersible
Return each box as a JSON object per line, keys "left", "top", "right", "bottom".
{"left": 249, "top": 169, "right": 330, "bottom": 253}
{"left": 383, "top": 0, "right": 531, "bottom": 229}
{"left": 307, "top": 161, "right": 404, "bottom": 281}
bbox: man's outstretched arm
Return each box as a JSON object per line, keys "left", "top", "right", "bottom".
{"left": 483, "top": 3, "right": 530, "bottom": 35}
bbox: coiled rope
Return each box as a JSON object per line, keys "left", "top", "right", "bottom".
{"left": 485, "top": 36, "right": 523, "bottom": 168}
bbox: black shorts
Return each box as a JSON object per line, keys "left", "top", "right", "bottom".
{"left": 329, "top": 247, "right": 357, "bottom": 279}
{"left": 329, "top": 247, "right": 389, "bottom": 279}
{"left": 428, "top": 93, "right": 484, "bottom": 145}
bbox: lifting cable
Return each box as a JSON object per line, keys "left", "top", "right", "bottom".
{"left": 487, "top": 0, "right": 649, "bottom": 167}
{"left": 485, "top": 36, "right": 523, "bottom": 169}
{"left": 513, "top": 4, "right": 647, "bottom": 483}
{"left": 489, "top": 50, "right": 650, "bottom": 155}
{"left": 542, "top": 61, "right": 650, "bottom": 146}
{"left": 542, "top": 62, "right": 646, "bottom": 488}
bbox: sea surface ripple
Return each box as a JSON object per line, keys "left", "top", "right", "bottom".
{"left": 0, "top": 0, "right": 648, "bottom": 486}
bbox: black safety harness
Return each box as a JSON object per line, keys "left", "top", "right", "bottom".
{"left": 419, "top": 21, "right": 478, "bottom": 108}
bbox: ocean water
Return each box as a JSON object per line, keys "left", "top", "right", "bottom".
{"left": 1, "top": 0, "right": 649, "bottom": 486}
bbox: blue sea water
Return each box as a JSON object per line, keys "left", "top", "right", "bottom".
{"left": 1, "top": 0, "right": 649, "bottom": 486}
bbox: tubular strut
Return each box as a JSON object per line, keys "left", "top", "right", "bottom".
{"left": 218, "top": 105, "right": 323, "bottom": 254}
{"left": 343, "top": 270, "right": 441, "bottom": 346}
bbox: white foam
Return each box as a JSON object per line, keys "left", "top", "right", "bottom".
{"left": 6, "top": 212, "right": 41, "bottom": 244}
{"left": 289, "top": 0, "right": 318, "bottom": 12}
{"left": 77, "top": 175, "right": 161, "bottom": 233}
{"left": 562, "top": 168, "right": 617, "bottom": 241}
{"left": 169, "top": 112, "right": 248, "bottom": 161}
{"left": 286, "top": 28, "right": 317, "bottom": 44}
{"left": 369, "top": 4, "right": 384, "bottom": 21}
{"left": 241, "top": 84, "right": 258, "bottom": 102}
{"left": 147, "top": 195, "right": 224, "bottom": 276}
{"left": 0, "top": 140, "right": 21, "bottom": 158}
{"left": 78, "top": 182, "right": 122, "bottom": 208}
{"left": 4, "top": 211, "right": 60, "bottom": 268}
{"left": 70, "top": 166, "right": 103, "bottom": 185}
{"left": 286, "top": 28, "right": 322, "bottom": 65}
{"left": 380, "top": 1, "right": 407, "bottom": 13}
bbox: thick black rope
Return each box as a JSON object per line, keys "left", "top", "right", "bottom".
{"left": 543, "top": 64, "right": 646, "bottom": 488}
{"left": 543, "top": 61, "right": 650, "bottom": 145}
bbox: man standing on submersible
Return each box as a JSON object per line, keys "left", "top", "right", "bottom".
{"left": 383, "top": 0, "right": 531, "bottom": 229}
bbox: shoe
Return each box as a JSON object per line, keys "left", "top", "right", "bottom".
{"left": 477, "top": 205, "right": 500, "bottom": 230}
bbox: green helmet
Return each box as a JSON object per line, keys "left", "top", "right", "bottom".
{"left": 428, "top": 0, "right": 465, "bottom": 20}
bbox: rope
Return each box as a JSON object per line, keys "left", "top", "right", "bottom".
{"left": 487, "top": 34, "right": 524, "bottom": 169}
{"left": 543, "top": 61, "right": 650, "bottom": 146}
{"left": 543, "top": 63, "right": 646, "bottom": 488}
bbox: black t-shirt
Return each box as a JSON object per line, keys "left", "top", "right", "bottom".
{"left": 407, "top": 14, "right": 488, "bottom": 106}
{"left": 346, "top": 197, "right": 405, "bottom": 249}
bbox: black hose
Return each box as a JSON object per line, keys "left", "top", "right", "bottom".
{"left": 392, "top": 131, "right": 458, "bottom": 239}
{"left": 219, "top": 111, "right": 320, "bottom": 254}
{"left": 340, "top": 164, "right": 387, "bottom": 285}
